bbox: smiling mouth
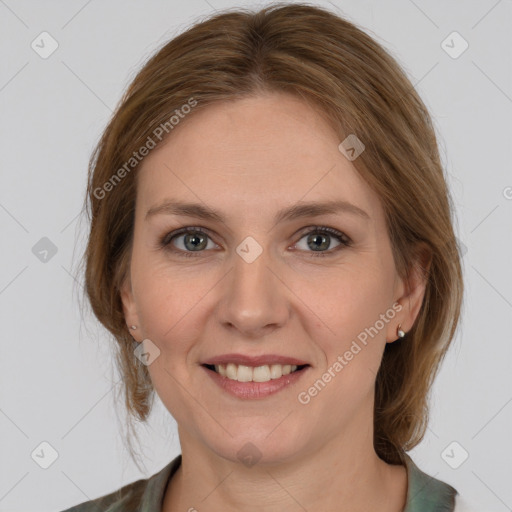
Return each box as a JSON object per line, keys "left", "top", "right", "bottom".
{"left": 203, "top": 363, "right": 309, "bottom": 383}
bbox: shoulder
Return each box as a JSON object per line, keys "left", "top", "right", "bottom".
{"left": 58, "top": 477, "right": 148, "bottom": 512}
{"left": 404, "top": 454, "right": 492, "bottom": 512}
{"left": 58, "top": 455, "right": 182, "bottom": 512}
{"left": 403, "top": 453, "right": 458, "bottom": 510}
{"left": 402, "top": 453, "right": 460, "bottom": 511}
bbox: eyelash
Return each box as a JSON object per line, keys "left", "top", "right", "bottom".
{"left": 158, "top": 225, "right": 352, "bottom": 259}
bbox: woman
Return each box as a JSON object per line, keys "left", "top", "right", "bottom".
{"left": 60, "top": 3, "right": 476, "bottom": 511}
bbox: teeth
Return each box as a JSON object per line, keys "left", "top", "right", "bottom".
{"left": 226, "top": 363, "right": 238, "bottom": 380}
{"left": 213, "top": 363, "right": 299, "bottom": 382}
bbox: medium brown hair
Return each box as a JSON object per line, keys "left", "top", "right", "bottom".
{"left": 77, "top": 2, "right": 464, "bottom": 467}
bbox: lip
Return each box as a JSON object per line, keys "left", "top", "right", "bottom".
{"left": 202, "top": 364, "right": 310, "bottom": 399}
{"left": 201, "top": 353, "right": 310, "bottom": 366}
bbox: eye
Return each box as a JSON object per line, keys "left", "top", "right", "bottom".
{"left": 159, "top": 227, "right": 218, "bottom": 258}
{"left": 293, "top": 226, "right": 352, "bottom": 257}
{"left": 159, "top": 225, "right": 352, "bottom": 258}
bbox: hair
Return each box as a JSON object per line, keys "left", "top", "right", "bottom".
{"left": 76, "top": 2, "right": 464, "bottom": 468}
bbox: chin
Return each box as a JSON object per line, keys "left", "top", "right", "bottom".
{"left": 202, "top": 424, "right": 309, "bottom": 468}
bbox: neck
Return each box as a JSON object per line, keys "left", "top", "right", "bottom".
{"left": 162, "top": 418, "right": 407, "bottom": 512}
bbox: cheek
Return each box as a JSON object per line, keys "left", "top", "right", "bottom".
{"left": 311, "top": 264, "right": 392, "bottom": 367}
{"left": 133, "top": 244, "right": 204, "bottom": 326}
{"left": 299, "top": 271, "right": 393, "bottom": 420}
{"left": 132, "top": 265, "right": 206, "bottom": 423}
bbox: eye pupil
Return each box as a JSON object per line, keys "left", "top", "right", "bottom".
{"left": 308, "top": 233, "right": 330, "bottom": 251}
{"left": 184, "top": 232, "right": 207, "bottom": 251}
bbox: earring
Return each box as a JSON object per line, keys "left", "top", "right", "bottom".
{"left": 397, "top": 324, "right": 405, "bottom": 338}
{"left": 130, "top": 325, "right": 137, "bottom": 330}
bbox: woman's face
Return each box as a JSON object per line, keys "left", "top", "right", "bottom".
{"left": 121, "top": 91, "right": 424, "bottom": 465}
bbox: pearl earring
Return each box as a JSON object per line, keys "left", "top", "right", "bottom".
{"left": 130, "top": 325, "right": 137, "bottom": 330}
{"left": 397, "top": 324, "right": 405, "bottom": 338}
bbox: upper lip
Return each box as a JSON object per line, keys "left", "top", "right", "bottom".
{"left": 201, "top": 353, "right": 310, "bottom": 367}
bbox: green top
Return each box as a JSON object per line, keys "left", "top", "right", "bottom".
{"left": 59, "top": 453, "right": 457, "bottom": 511}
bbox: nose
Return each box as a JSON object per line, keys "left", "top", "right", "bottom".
{"left": 215, "top": 243, "right": 290, "bottom": 339}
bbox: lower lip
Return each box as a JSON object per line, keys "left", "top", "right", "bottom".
{"left": 202, "top": 365, "right": 309, "bottom": 399}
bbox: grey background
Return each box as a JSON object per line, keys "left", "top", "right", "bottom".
{"left": 1, "top": 0, "right": 511, "bottom": 510}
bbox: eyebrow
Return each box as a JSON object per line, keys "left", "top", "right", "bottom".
{"left": 145, "top": 199, "right": 370, "bottom": 225}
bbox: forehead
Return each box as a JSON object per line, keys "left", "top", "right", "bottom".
{"left": 136, "top": 92, "right": 382, "bottom": 224}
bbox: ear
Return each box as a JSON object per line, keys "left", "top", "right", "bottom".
{"left": 387, "top": 243, "right": 432, "bottom": 343}
{"left": 120, "top": 273, "right": 141, "bottom": 342}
